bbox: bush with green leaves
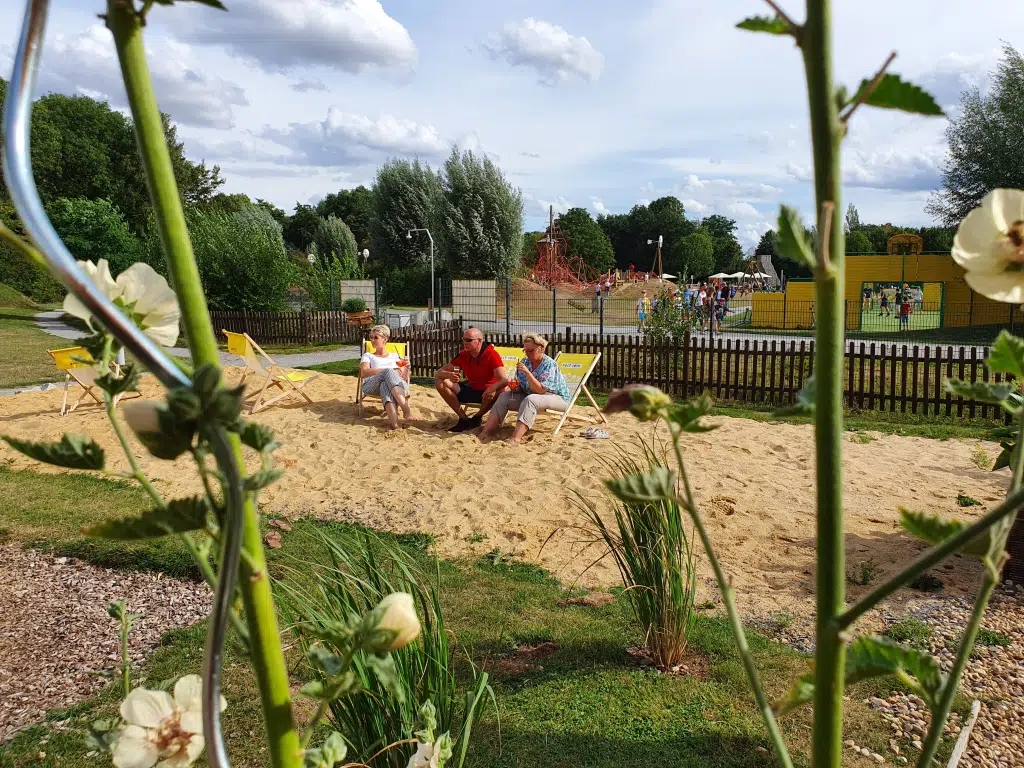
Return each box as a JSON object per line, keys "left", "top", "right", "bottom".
{"left": 277, "top": 529, "right": 492, "bottom": 767}
{"left": 574, "top": 437, "right": 697, "bottom": 667}
{"left": 185, "top": 206, "right": 291, "bottom": 311}
{"left": 47, "top": 197, "right": 143, "bottom": 276}
{"left": 313, "top": 215, "right": 358, "bottom": 264}
{"left": 341, "top": 297, "right": 367, "bottom": 313}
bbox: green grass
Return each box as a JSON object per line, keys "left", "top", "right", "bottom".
{"left": 956, "top": 494, "right": 982, "bottom": 507}
{"left": 0, "top": 467, "right": 915, "bottom": 768}
{"left": 0, "top": 292, "right": 73, "bottom": 389}
{"left": 856, "top": 308, "right": 942, "bottom": 334}
{"left": 884, "top": 619, "right": 934, "bottom": 649}
{"left": 304, "top": 357, "right": 361, "bottom": 376}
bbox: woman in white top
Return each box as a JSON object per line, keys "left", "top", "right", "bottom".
{"left": 360, "top": 324, "right": 412, "bottom": 429}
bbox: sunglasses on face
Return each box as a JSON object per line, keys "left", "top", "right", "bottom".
{"left": 463, "top": 337, "right": 480, "bottom": 343}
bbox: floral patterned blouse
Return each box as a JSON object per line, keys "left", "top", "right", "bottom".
{"left": 516, "top": 354, "right": 571, "bottom": 401}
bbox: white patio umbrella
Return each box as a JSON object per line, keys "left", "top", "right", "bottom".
{"left": 660, "top": 273, "right": 676, "bottom": 279}
{"left": 709, "top": 272, "right": 729, "bottom": 279}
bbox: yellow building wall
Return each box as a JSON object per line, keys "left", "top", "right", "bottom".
{"left": 751, "top": 253, "right": 1016, "bottom": 330}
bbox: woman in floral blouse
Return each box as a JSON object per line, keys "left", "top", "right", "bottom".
{"left": 479, "top": 333, "right": 570, "bottom": 444}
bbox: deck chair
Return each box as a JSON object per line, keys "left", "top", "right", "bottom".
{"left": 222, "top": 330, "right": 322, "bottom": 414}
{"left": 48, "top": 346, "right": 139, "bottom": 416}
{"left": 355, "top": 340, "right": 410, "bottom": 416}
{"left": 541, "top": 352, "right": 607, "bottom": 436}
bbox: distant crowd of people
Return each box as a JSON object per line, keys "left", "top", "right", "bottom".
{"left": 862, "top": 283, "right": 922, "bottom": 328}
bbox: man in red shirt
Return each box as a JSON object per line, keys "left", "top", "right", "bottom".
{"left": 434, "top": 326, "right": 508, "bottom": 432}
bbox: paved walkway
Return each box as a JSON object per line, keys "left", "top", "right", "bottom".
{"left": 0, "top": 312, "right": 360, "bottom": 397}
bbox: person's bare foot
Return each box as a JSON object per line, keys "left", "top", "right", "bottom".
{"left": 479, "top": 433, "right": 494, "bottom": 444}
{"left": 506, "top": 437, "right": 523, "bottom": 445}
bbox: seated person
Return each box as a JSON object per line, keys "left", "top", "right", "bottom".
{"left": 479, "top": 333, "right": 570, "bottom": 445}
{"left": 434, "top": 327, "right": 507, "bottom": 432}
{"left": 360, "top": 324, "right": 412, "bottom": 430}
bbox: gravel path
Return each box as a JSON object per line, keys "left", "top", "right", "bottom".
{"left": 0, "top": 545, "right": 210, "bottom": 742}
{"left": 751, "top": 583, "right": 1024, "bottom": 766}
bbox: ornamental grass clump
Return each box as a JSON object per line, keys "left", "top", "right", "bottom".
{"left": 574, "top": 438, "right": 697, "bottom": 668}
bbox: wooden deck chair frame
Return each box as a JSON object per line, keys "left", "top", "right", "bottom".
{"left": 355, "top": 340, "right": 410, "bottom": 417}
{"left": 543, "top": 352, "right": 607, "bottom": 436}
{"left": 48, "top": 346, "right": 139, "bottom": 416}
{"left": 222, "top": 330, "right": 322, "bottom": 414}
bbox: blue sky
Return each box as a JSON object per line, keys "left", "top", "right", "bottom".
{"left": 2, "top": 0, "right": 1022, "bottom": 246}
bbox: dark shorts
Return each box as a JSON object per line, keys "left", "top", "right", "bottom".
{"left": 456, "top": 385, "right": 486, "bottom": 404}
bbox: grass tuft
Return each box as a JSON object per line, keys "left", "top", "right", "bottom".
{"left": 885, "top": 618, "right": 934, "bottom": 649}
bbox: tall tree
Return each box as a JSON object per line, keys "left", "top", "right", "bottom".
{"left": 596, "top": 212, "right": 633, "bottom": 270}
{"left": 648, "top": 196, "right": 696, "bottom": 274}
{"left": 557, "top": 207, "right": 615, "bottom": 273}
{"left": 845, "top": 231, "right": 872, "bottom": 253}
{"left": 927, "top": 44, "right": 1024, "bottom": 227}
{"left": 255, "top": 199, "right": 288, "bottom": 228}
{"left": 698, "top": 215, "right": 743, "bottom": 273}
{"left": 436, "top": 148, "right": 523, "bottom": 277}
{"left": 755, "top": 229, "right": 777, "bottom": 259}
{"left": 371, "top": 158, "right": 442, "bottom": 270}
{"left": 282, "top": 204, "right": 322, "bottom": 252}
{"left": 47, "top": 197, "right": 143, "bottom": 275}
{"left": 675, "top": 229, "right": 715, "bottom": 280}
{"left": 316, "top": 186, "right": 373, "bottom": 251}
{"left": 844, "top": 203, "right": 862, "bottom": 233}
{"left": 202, "top": 193, "right": 253, "bottom": 214}
{"left": 313, "top": 214, "right": 358, "bottom": 263}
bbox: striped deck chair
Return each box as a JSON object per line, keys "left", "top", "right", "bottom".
{"left": 222, "top": 330, "right": 321, "bottom": 414}
{"left": 356, "top": 340, "right": 410, "bottom": 416}
{"left": 543, "top": 352, "right": 607, "bottom": 436}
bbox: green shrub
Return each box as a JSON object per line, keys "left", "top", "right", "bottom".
{"left": 277, "top": 529, "right": 488, "bottom": 767}
{"left": 575, "top": 438, "right": 698, "bottom": 667}
{"left": 46, "top": 197, "right": 143, "bottom": 275}
{"left": 342, "top": 297, "right": 367, "bottom": 313}
{"left": 313, "top": 215, "right": 358, "bottom": 264}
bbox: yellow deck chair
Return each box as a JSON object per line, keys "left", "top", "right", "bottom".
{"left": 48, "top": 346, "right": 139, "bottom": 416}
{"left": 356, "top": 340, "right": 410, "bottom": 416}
{"left": 542, "top": 352, "right": 607, "bottom": 436}
{"left": 222, "top": 331, "right": 322, "bottom": 414}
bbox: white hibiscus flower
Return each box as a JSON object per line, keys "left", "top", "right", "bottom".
{"left": 63, "top": 259, "right": 181, "bottom": 347}
{"left": 111, "top": 675, "right": 226, "bottom": 768}
{"left": 952, "top": 189, "right": 1024, "bottom": 303}
{"left": 376, "top": 592, "right": 421, "bottom": 651}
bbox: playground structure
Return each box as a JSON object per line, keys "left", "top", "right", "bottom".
{"left": 530, "top": 205, "right": 600, "bottom": 291}
{"left": 750, "top": 234, "right": 1017, "bottom": 332}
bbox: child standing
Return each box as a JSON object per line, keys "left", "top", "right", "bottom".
{"left": 900, "top": 292, "right": 912, "bottom": 330}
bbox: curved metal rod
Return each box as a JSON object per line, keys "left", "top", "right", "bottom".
{"left": 4, "top": 3, "right": 244, "bottom": 767}
{"left": 2, "top": 0, "right": 188, "bottom": 391}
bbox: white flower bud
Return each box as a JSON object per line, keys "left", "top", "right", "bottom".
{"left": 375, "top": 592, "right": 421, "bottom": 651}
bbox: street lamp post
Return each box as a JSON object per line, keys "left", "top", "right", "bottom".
{"left": 406, "top": 228, "right": 435, "bottom": 321}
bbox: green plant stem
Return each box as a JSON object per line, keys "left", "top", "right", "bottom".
{"left": 670, "top": 433, "right": 794, "bottom": 768}
{"left": 120, "top": 612, "right": 131, "bottom": 699}
{"left": 0, "top": 220, "right": 47, "bottom": 267}
{"left": 800, "top": 0, "right": 846, "bottom": 764}
{"left": 916, "top": 411, "right": 1024, "bottom": 767}
{"left": 300, "top": 647, "right": 357, "bottom": 747}
{"left": 836, "top": 481, "right": 1024, "bottom": 629}
{"left": 106, "top": 5, "right": 301, "bottom": 766}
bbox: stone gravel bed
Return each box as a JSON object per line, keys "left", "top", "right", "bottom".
{"left": 0, "top": 544, "right": 210, "bottom": 742}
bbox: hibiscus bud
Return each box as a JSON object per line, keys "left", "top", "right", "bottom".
{"left": 374, "top": 592, "right": 421, "bottom": 651}
{"left": 122, "top": 400, "right": 162, "bottom": 436}
{"left": 604, "top": 384, "right": 672, "bottom": 421}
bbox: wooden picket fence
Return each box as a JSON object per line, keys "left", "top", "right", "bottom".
{"left": 210, "top": 310, "right": 369, "bottom": 345}
{"left": 393, "top": 328, "right": 1011, "bottom": 423}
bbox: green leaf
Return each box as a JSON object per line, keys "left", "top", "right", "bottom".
{"left": 776, "top": 636, "right": 945, "bottom": 715}
{"left": 987, "top": 331, "right": 1024, "bottom": 379}
{"left": 300, "top": 680, "right": 326, "bottom": 699}
{"left": 736, "top": 15, "right": 791, "bottom": 35}
{"left": 85, "top": 496, "right": 209, "bottom": 539}
{"left": 668, "top": 394, "right": 716, "bottom": 433}
{"left": 944, "top": 379, "right": 1015, "bottom": 407}
{"left": 96, "top": 364, "right": 142, "bottom": 398}
{"left": 993, "top": 444, "right": 1014, "bottom": 471}
{"left": 415, "top": 700, "right": 439, "bottom": 744}
{"left": 307, "top": 646, "right": 345, "bottom": 677}
{"left": 899, "top": 508, "right": 994, "bottom": 559}
{"left": 774, "top": 375, "right": 816, "bottom": 417}
{"left": 2, "top": 433, "right": 105, "bottom": 470}
{"left": 776, "top": 205, "right": 814, "bottom": 271}
{"left": 364, "top": 653, "right": 406, "bottom": 705}
{"left": 321, "top": 732, "right": 347, "bottom": 767}
{"left": 79, "top": 331, "right": 110, "bottom": 361}
{"left": 237, "top": 421, "right": 279, "bottom": 453}
{"left": 603, "top": 466, "right": 677, "bottom": 504}
{"left": 245, "top": 468, "right": 284, "bottom": 492}
{"left": 850, "top": 73, "right": 944, "bottom": 117}
{"left": 846, "top": 636, "right": 944, "bottom": 708}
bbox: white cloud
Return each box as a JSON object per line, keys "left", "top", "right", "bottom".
{"left": 538, "top": 197, "right": 572, "bottom": 216}
{"left": 727, "top": 201, "right": 760, "bottom": 218}
{"left": 261, "top": 107, "right": 448, "bottom": 166}
{"left": 169, "top": 0, "right": 417, "bottom": 75}
{"left": 590, "top": 197, "right": 609, "bottom": 215}
{"left": 787, "top": 147, "right": 945, "bottom": 191}
{"left": 914, "top": 51, "right": 995, "bottom": 107}
{"left": 292, "top": 78, "right": 328, "bottom": 93}
{"left": 482, "top": 18, "right": 603, "bottom": 85}
{"left": 28, "top": 26, "right": 246, "bottom": 128}
{"left": 681, "top": 198, "right": 709, "bottom": 215}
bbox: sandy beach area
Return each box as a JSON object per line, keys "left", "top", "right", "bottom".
{"left": 0, "top": 367, "right": 1008, "bottom": 618}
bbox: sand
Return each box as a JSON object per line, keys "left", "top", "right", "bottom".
{"left": 0, "top": 368, "right": 1008, "bottom": 621}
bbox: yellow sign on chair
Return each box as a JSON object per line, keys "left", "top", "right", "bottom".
{"left": 47, "top": 346, "right": 139, "bottom": 416}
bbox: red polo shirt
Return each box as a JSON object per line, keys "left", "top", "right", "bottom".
{"left": 452, "top": 343, "right": 503, "bottom": 390}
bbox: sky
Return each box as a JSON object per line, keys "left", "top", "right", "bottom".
{"left": 1, "top": 0, "right": 1022, "bottom": 248}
